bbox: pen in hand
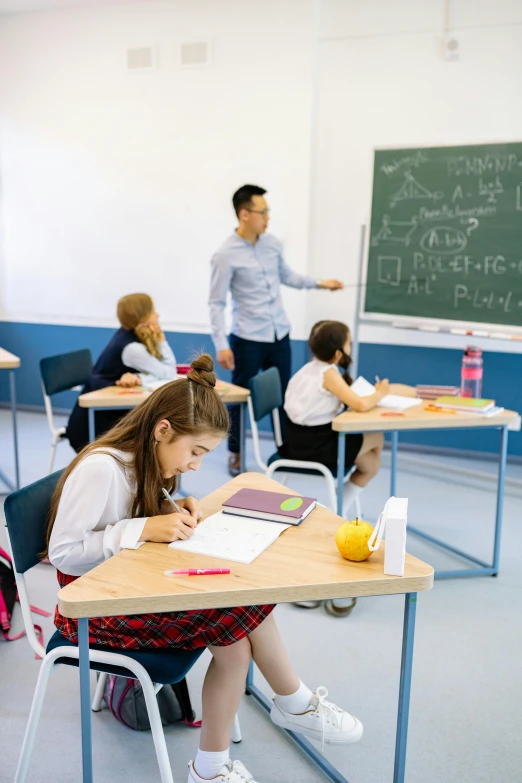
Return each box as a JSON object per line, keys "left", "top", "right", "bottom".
{"left": 161, "top": 487, "right": 183, "bottom": 515}
{"left": 375, "top": 375, "right": 381, "bottom": 384}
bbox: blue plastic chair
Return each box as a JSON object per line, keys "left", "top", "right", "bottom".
{"left": 4, "top": 472, "right": 241, "bottom": 783}
{"left": 248, "top": 367, "right": 360, "bottom": 517}
{"left": 40, "top": 349, "right": 93, "bottom": 473}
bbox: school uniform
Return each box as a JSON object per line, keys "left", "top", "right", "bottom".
{"left": 49, "top": 449, "right": 274, "bottom": 649}
{"left": 280, "top": 359, "right": 363, "bottom": 475}
{"left": 66, "top": 328, "right": 177, "bottom": 452}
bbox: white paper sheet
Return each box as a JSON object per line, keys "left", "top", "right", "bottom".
{"left": 168, "top": 510, "right": 291, "bottom": 564}
{"left": 350, "top": 376, "right": 422, "bottom": 411}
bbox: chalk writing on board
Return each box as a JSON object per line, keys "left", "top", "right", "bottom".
{"left": 478, "top": 176, "right": 503, "bottom": 203}
{"left": 446, "top": 154, "right": 519, "bottom": 177}
{"left": 371, "top": 215, "right": 418, "bottom": 246}
{"left": 389, "top": 170, "right": 443, "bottom": 209}
{"left": 366, "top": 143, "right": 522, "bottom": 327}
{"left": 453, "top": 286, "right": 522, "bottom": 313}
{"left": 377, "top": 256, "right": 402, "bottom": 286}
{"left": 419, "top": 226, "right": 467, "bottom": 255}
{"left": 380, "top": 151, "right": 429, "bottom": 176}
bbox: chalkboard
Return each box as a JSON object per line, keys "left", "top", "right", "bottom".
{"left": 364, "top": 142, "right": 522, "bottom": 330}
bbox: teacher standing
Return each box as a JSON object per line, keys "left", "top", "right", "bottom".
{"left": 209, "top": 184, "right": 344, "bottom": 476}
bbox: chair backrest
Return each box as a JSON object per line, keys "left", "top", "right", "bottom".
{"left": 40, "top": 349, "right": 93, "bottom": 396}
{"left": 248, "top": 367, "right": 283, "bottom": 423}
{"left": 4, "top": 470, "right": 64, "bottom": 574}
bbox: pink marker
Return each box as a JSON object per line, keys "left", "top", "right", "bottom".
{"left": 164, "top": 568, "right": 230, "bottom": 576}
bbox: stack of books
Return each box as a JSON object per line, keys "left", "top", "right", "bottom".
{"left": 430, "top": 396, "right": 504, "bottom": 417}
{"left": 223, "top": 488, "right": 317, "bottom": 526}
{"left": 416, "top": 384, "right": 460, "bottom": 400}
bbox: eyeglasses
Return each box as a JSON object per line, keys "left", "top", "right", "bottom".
{"left": 246, "top": 209, "right": 270, "bottom": 217}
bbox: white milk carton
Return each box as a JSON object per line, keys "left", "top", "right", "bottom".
{"left": 367, "top": 497, "right": 408, "bottom": 577}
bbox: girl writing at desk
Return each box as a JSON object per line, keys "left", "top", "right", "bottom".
{"left": 47, "top": 355, "right": 362, "bottom": 783}
{"left": 283, "top": 320, "right": 415, "bottom": 513}
{"left": 66, "top": 292, "right": 177, "bottom": 452}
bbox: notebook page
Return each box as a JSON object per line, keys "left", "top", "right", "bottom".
{"left": 168, "top": 510, "right": 291, "bottom": 565}
{"left": 351, "top": 376, "right": 421, "bottom": 410}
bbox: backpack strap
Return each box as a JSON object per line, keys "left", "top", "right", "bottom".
{"left": 0, "top": 546, "right": 52, "bottom": 658}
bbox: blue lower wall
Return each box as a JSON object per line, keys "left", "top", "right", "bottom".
{"left": 0, "top": 321, "right": 520, "bottom": 457}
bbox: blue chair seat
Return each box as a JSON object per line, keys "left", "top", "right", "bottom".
{"left": 267, "top": 451, "right": 348, "bottom": 479}
{"left": 47, "top": 631, "right": 204, "bottom": 685}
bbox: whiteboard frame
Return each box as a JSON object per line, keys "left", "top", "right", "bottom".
{"left": 359, "top": 140, "right": 522, "bottom": 338}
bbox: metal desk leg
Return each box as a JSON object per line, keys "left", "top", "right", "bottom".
{"left": 393, "top": 593, "right": 417, "bottom": 783}
{"left": 78, "top": 618, "right": 94, "bottom": 783}
{"left": 390, "top": 432, "right": 399, "bottom": 497}
{"left": 337, "top": 434, "right": 346, "bottom": 516}
{"left": 239, "top": 403, "right": 246, "bottom": 474}
{"left": 492, "top": 425, "right": 508, "bottom": 575}
{"left": 88, "top": 409, "right": 95, "bottom": 443}
{"left": 10, "top": 370, "right": 20, "bottom": 490}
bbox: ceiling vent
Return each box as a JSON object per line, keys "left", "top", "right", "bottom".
{"left": 126, "top": 46, "right": 155, "bottom": 72}
{"left": 180, "top": 41, "right": 212, "bottom": 68}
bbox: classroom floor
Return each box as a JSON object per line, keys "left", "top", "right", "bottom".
{"left": 1, "top": 410, "right": 521, "bottom": 783}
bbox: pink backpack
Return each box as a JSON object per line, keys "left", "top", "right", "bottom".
{"left": 0, "top": 546, "right": 51, "bottom": 656}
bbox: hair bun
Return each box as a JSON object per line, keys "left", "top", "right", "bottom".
{"left": 187, "top": 353, "right": 217, "bottom": 389}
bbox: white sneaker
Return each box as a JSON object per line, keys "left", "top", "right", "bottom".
{"left": 187, "top": 759, "right": 258, "bottom": 782}
{"left": 270, "top": 686, "right": 363, "bottom": 749}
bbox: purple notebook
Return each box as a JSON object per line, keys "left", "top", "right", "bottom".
{"left": 222, "top": 488, "right": 317, "bottom": 525}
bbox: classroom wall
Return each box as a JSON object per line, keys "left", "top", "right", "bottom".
{"left": 0, "top": 0, "right": 318, "bottom": 337}
{"left": 1, "top": 0, "right": 521, "bottom": 456}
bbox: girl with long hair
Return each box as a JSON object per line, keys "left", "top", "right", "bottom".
{"left": 48, "top": 354, "right": 363, "bottom": 783}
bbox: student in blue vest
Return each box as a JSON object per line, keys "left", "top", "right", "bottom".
{"left": 66, "top": 293, "right": 177, "bottom": 452}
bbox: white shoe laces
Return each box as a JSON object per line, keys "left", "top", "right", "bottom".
{"left": 311, "top": 686, "right": 345, "bottom": 751}
{"left": 222, "top": 759, "right": 255, "bottom": 782}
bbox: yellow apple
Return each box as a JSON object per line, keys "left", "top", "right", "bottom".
{"left": 335, "top": 518, "right": 374, "bottom": 562}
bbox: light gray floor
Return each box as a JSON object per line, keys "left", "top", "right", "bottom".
{"left": 1, "top": 410, "right": 521, "bottom": 783}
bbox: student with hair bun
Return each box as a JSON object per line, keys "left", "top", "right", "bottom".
{"left": 66, "top": 293, "right": 177, "bottom": 452}
{"left": 48, "top": 354, "right": 363, "bottom": 783}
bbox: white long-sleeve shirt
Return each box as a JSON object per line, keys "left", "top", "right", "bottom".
{"left": 49, "top": 449, "right": 147, "bottom": 576}
{"left": 121, "top": 340, "right": 177, "bottom": 385}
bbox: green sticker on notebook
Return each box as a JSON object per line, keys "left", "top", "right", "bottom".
{"left": 280, "top": 497, "right": 303, "bottom": 512}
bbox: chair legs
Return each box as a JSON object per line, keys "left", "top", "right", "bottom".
{"left": 17, "top": 655, "right": 243, "bottom": 783}
{"left": 139, "top": 676, "right": 176, "bottom": 783}
{"left": 231, "top": 713, "right": 242, "bottom": 743}
{"left": 15, "top": 655, "right": 58, "bottom": 783}
{"left": 47, "top": 442, "right": 58, "bottom": 475}
{"left": 91, "top": 671, "right": 107, "bottom": 712}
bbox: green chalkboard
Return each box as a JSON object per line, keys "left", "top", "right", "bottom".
{"left": 364, "top": 143, "right": 522, "bottom": 329}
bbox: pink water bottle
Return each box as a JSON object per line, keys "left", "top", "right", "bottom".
{"left": 461, "top": 346, "right": 483, "bottom": 398}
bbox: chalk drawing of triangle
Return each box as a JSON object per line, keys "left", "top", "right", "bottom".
{"left": 391, "top": 170, "right": 434, "bottom": 202}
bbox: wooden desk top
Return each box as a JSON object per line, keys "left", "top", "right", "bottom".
{"left": 58, "top": 473, "right": 434, "bottom": 619}
{"left": 78, "top": 380, "right": 250, "bottom": 409}
{"left": 332, "top": 405, "right": 519, "bottom": 433}
{"left": 0, "top": 348, "right": 21, "bottom": 369}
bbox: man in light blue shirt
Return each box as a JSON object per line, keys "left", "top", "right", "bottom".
{"left": 209, "top": 184, "right": 343, "bottom": 476}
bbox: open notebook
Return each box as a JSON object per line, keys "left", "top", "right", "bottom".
{"left": 350, "top": 377, "right": 422, "bottom": 411}
{"left": 168, "top": 510, "right": 291, "bottom": 564}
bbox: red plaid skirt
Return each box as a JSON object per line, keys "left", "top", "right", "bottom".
{"left": 55, "top": 571, "right": 275, "bottom": 650}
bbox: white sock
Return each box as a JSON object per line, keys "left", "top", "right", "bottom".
{"left": 343, "top": 481, "right": 363, "bottom": 514}
{"left": 275, "top": 681, "right": 313, "bottom": 714}
{"left": 194, "top": 748, "right": 230, "bottom": 780}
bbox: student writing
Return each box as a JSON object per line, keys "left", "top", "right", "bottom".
{"left": 283, "top": 320, "right": 415, "bottom": 513}
{"left": 47, "top": 354, "right": 363, "bottom": 783}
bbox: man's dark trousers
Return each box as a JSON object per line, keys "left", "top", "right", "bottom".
{"left": 228, "top": 332, "right": 291, "bottom": 454}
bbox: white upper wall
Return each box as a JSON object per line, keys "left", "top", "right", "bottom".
{"left": 0, "top": 0, "right": 316, "bottom": 334}
{"left": 1, "top": 0, "right": 522, "bottom": 349}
